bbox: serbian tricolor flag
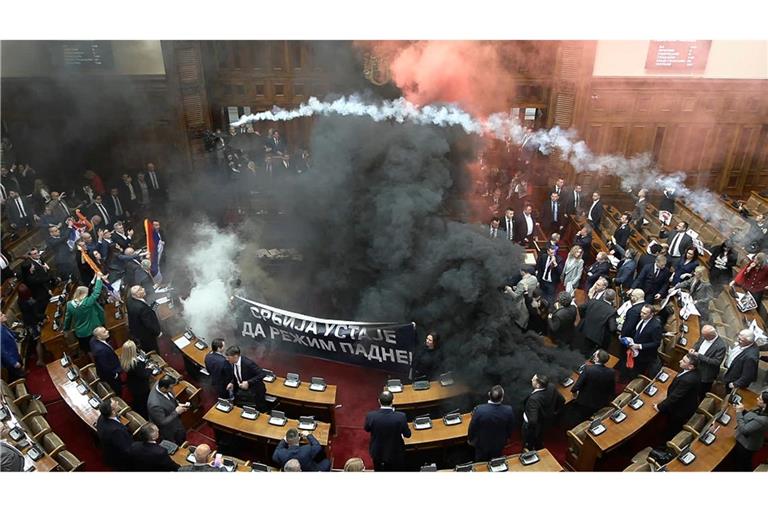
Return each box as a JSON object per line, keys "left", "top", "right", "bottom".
{"left": 144, "top": 219, "right": 164, "bottom": 279}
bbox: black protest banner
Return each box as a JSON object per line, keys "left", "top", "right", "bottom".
{"left": 234, "top": 296, "right": 416, "bottom": 375}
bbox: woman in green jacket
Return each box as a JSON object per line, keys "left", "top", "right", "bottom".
{"left": 63, "top": 275, "right": 104, "bottom": 352}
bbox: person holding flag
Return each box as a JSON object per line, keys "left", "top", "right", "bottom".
{"left": 144, "top": 219, "right": 165, "bottom": 283}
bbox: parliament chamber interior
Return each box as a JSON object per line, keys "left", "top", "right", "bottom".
{"left": 2, "top": 30, "right": 768, "bottom": 484}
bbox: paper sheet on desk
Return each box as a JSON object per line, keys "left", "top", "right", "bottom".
{"left": 155, "top": 296, "right": 170, "bottom": 305}
{"left": 608, "top": 255, "right": 620, "bottom": 268}
{"left": 173, "top": 335, "right": 191, "bottom": 349}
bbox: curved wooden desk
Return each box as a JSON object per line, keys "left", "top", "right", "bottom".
{"left": 573, "top": 367, "right": 678, "bottom": 471}
{"left": 404, "top": 413, "right": 472, "bottom": 451}
{"left": 469, "top": 449, "right": 564, "bottom": 472}
{"left": 386, "top": 382, "right": 469, "bottom": 411}
{"left": 666, "top": 389, "right": 758, "bottom": 472}
{"left": 0, "top": 396, "right": 59, "bottom": 471}
{"left": 173, "top": 333, "right": 338, "bottom": 428}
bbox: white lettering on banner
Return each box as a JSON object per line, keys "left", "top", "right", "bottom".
{"left": 242, "top": 322, "right": 256, "bottom": 338}
{"left": 396, "top": 349, "right": 411, "bottom": 365}
{"left": 368, "top": 345, "right": 383, "bottom": 363}
{"left": 333, "top": 324, "right": 348, "bottom": 339}
{"left": 380, "top": 346, "right": 396, "bottom": 363}
{"left": 282, "top": 316, "right": 295, "bottom": 330}
{"left": 339, "top": 342, "right": 354, "bottom": 354}
{"left": 323, "top": 324, "right": 334, "bottom": 336}
{"left": 308, "top": 337, "right": 321, "bottom": 349}
{"left": 320, "top": 339, "right": 335, "bottom": 352}
{"left": 384, "top": 330, "right": 397, "bottom": 344}
{"left": 273, "top": 312, "right": 283, "bottom": 326}
{"left": 306, "top": 322, "right": 317, "bottom": 335}
{"left": 269, "top": 326, "right": 280, "bottom": 340}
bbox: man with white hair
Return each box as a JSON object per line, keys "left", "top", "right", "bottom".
{"left": 126, "top": 285, "right": 162, "bottom": 353}
{"left": 283, "top": 459, "right": 302, "bottom": 472}
{"left": 723, "top": 329, "right": 760, "bottom": 390}
{"left": 689, "top": 325, "right": 726, "bottom": 398}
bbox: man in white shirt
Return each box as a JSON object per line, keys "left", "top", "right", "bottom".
{"left": 723, "top": 329, "right": 760, "bottom": 390}
{"left": 520, "top": 204, "right": 537, "bottom": 245}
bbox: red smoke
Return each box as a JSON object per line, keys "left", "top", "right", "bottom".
{"left": 358, "top": 41, "right": 520, "bottom": 117}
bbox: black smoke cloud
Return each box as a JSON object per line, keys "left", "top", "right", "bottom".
{"left": 271, "top": 115, "right": 584, "bottom": 402}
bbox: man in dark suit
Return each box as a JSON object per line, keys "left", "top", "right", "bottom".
{"left": 586, "top": 192, "right": 604, "bottom": 234}
{"left": 637, "top": 243, "right": 663, "bottom": 273}
{"left": 126, "top": 285, "right": 162, "bottom": 353}
{"left": 144, "top": 162, "right": 166, "bottom": 202}
{"left": 129, "top": 422, "right": 180, "bottom": 471}
{"left": 106, "top": 187, "right": 127, "bottom": 222}
{"left": 577, "top": 289, "right": 618, "bottom": 355}
{"left": 566, "top": 349, "right": 616, "bottom": 427}
{"left": 661, "top": 221, "right": 692, "bottom": 267}
{"left": 551, "top": 177, "right": 566, "bottom": 197}
{"left": 585, "top": 251, "right": 611, "bottom": 290}
{"left": 90, "top": 326, "right": 122, "bottom": 395}
{"left": 632, "top": 255, "right": 671, "bottom": 302}
{"left": 688, "top": 325, "right": 727, "bottom": 398}
{"left": 518, "top": 204, "right": 538, "bottom": 245}
{"left": 89, "top": 194, "right": 112, "bottom": 227}
{"left": 500, "top": 207, "right": 518, "bottom": 242}
{"left": 655, "top": 353, "right": 701, "bottom": 439}
{"left": 96, "top": 397, "right": 133, "bottom": 471}
{"left": 364, "top": 390, "right": 411, "bottom": 471}
{"left": 612, "top": 213, "right": 633, "bottom": 252}
{"left": 225, "top": 345, "right": 267, "bottom": 411}
{"left": 547, "top": 292, "right": 578, "bottom": 348}
{"left": 626, "top": 305, "right": 662, "bottom": 378}
{"left": 119, "top": 174, "right": 139, "bottom": 215}
{"left": 147, "top": 376, "right": 189, "bottom": 445}
{"left": 723, "top": 329, "right": 760, "bottom": 391}
{"left": 178, "top": 444, "right": 223, "bottom": 472}
{"left": 133, "top": 259, "right": 156, "bottom": 303}
{"left": 522, "top": 374, "right": 564, "bottom": 451}
{"left": 573, "top": 225, "right": 593, "bottom": 254}
{"left": 46, "top": 225, "right": 77, "bottom": 280}
{"left": 467, "top": 385, "right": 516, "bottom": 462}
{"left": 535, "top": 245, "right": 562, "bottom": 304}
{"left": 272, "top": 428, "right": 331, "bottom": 471}
{"left": 614, "top": 248, "right": 637, "bottom": 291}
{"left": 205, "top": 338, "right": 232, "bottom": 399}
{"left": 111, "top": 222, "right": 134, "bottom": 251}
{"left": 565, "top": 184, "right": 584, "bottom": 215}
{"left": 620, "top": 289, "right": 646, "bottom": 337}
{"left": 6, "top": 190, "right": 36, "bottom": 230}
{"left": 488, "top": 217, "right": 502, "bottom": 239}
{"left": 542, "top": 192, "right": 564, "bottom": 233}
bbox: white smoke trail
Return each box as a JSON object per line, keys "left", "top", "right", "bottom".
{"left": 180, "top": 222, "right": 242, "bottom": 340}
{"left": 234, "top": 96, "right": 736, "bottom": 231}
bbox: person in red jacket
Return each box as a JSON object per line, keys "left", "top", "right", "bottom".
{"left": 731, "top": 252, "right": 768, "bottom": 322}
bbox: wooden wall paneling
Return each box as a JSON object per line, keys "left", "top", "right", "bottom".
{"left": 627, "top": 124, "right": 652, "bottom": 157}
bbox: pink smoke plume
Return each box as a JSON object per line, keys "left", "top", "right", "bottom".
{"left": 359, "top": 41, "right": 522, "bottom": 117}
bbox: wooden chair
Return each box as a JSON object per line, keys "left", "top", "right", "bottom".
{"left": 80, "top": 364, "right": 101, "bottom": 386}
{"left": 612, "top": 391, "right": 634, "bottom": 408}
{"left": 9, "top": 378, "right": 32, "bottom": 406}
{"left": 683, "top": 413, "right": 708, "bottom": 436}
{"left": 698, "top": 394, "right": 722, "bottom": 418}
{"left": 631, "top": 446, "right": 653, "bottom": 464}
{"left": 19, "top": 396, "right": 47, "bottom": 421}
{"left": 93, "top": 381, "right": 116, "bottom": 400}
{"left": 26, "top": 415, "right": 52, "bottom": 442}
{"left": 624, "top": 376, "right": 650, "bottom": 395}
{"left": 623, "top": 461, "right": 652, "bottom": 472}
{"left": 666, "top": 430, "right": 694, "bottom": 455}
{"left": 111, "top": 397, "right": 131, "bottom": 416}
{"left": 146, "top": 352, "right": 169, "bottom": 369}
{"left": 55, "top": 450, "right": 85, "bottom": 471}
{"left": 124, "top": 410, "right": 148, "bottom": 437}
{"left": 41, "top": 432, "right": 66, "bottom": 457}
{"left": 565, "top": 420, "right": 591, "bottom": 470}
{"left": 590, "top": 406, "right": 614, "bottom": 421}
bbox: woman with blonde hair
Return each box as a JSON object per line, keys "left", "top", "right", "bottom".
{"left": 119, "top": 340, "right": 152, "bottom": 417}
{"left": 343, "top": 457, "right": 365, "bottom": 472}
{"left": 561, "top": 245, "right": 584, "bottom": 293}
{"left": 63, "top": 275, "right": 104, "bottom": 353}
